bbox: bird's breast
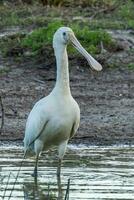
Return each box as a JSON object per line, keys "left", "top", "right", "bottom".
{"left": 40, "top": 114, "right": 74, "bottom": 148}
{"left": 36, "top": 96, "right": 80, "bottom": 149}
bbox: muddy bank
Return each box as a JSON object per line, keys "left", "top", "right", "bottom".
{"left": 0, "top": 50, "right": 134, "bottom": 145}
{"left": 0, "top": 25, "right": 134, "bottom": 145}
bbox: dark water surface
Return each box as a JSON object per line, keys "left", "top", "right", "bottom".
{"left": 0, "top": 145, "right": 134, "bottom": 200}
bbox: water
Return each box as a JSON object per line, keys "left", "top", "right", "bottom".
{"left": 0, "top": 145, "right": 134, "bottom": 200}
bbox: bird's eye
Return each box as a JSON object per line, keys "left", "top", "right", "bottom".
{"left": 63, "top": 32, "right": 66, "bottom": 36}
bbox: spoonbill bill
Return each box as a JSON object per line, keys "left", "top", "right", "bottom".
{"left": 24, "top": 27, "right": 102, "bottom": 178}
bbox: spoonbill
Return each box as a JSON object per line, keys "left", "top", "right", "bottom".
{"left": 24, "top": 27, "right": 102, "bottom": 178}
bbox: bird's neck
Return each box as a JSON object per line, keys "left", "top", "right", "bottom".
{"left": 54, "top": 45, "right": 71, "bottom": 95}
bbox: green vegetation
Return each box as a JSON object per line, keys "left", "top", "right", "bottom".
{"left": 0, "top": 32, "right": 25, "bottom": 57}
{"left": 0, "top": 6, "right": 20, "bottom": 27}
{"left": 0, "top": 67, "right": 10, "bottom": 75}
{"left": 21, "top": 21, "right": 63, "bottom": 51}
{"left": 0, "top": 20, "right": 114, "bottom": 56}
{"left": 70, "top": 24, "right": 113, "bottom": 54}
{"left": 21, "top": 21, "right": 113, "bottom": 55}
{"left": 118, "top": 0, "right": 134, "bottom": 20}
{"left": 128, "top": 63, "right": 134, "bottom": 70}
{"left": 0, "top": 0, "right": 134, "bottom": 30}
{"left": 0, "top": 0, "right": 134, "bottom": 69}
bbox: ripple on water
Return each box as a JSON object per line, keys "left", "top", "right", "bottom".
{"left": 0, "top": 145, "right": 134, "bottom": 200}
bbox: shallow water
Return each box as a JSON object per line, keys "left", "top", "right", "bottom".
{"left": 0, "top": 145, "right": 134, "bottom": 200}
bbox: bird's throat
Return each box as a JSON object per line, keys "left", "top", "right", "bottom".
{"left": 54, "top": 45, "right": 71, "bottom": 95}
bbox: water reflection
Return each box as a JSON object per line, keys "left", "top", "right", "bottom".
{"left": 57, "top": 175, "right": 63, "bottom": 200}
{"left": 0, "top": 145, "right": 134, "bottom": 200}
{"left": 23, "top": 179, "right": 51, "bottom": 200}
{"left": 23, "top": 174, "right": 68, "bottom": 200}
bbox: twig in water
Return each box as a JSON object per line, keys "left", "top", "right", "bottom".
{"left": 7, "top": 154, "right": 26, "bottom": 200}
{"left": 64, "top": 178, "right": 70, "bottom": 200}
{"left": 0, "top": 96, "right": 4, "bottom": 135}
{"left": 2, "top": 172, "right": 12, "bottom": 199}
{"left": 47, "top": 184, "right": 50, "bottom": 200}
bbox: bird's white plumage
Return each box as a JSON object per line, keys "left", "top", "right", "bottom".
{"left": 24, "top": 93, "right": 80, "bottom": 155}
{"left": 24, "top": 27, "right": 102, "bottom": 176}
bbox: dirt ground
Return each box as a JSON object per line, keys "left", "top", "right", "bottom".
{"left": 0, "top": 29, "right": 134, "bottom": 146}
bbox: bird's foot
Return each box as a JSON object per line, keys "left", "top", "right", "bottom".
{"left": 32, "top": 168, "right": 38, "bottom": 178}
{"left": 57, "top": 167, "right": 61, "bottom": 180}
{"left": 32, "top": 172, "right": 38, "bottom": 184}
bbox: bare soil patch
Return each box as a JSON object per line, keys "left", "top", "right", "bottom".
{"left": 0, "top": 44, "right": 134, "bottom": 145}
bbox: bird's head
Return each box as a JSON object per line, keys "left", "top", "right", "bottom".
{"left": 53, "top": 27, "right": 102, "bottom": 71}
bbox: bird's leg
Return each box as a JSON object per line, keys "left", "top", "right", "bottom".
{"left": 57, "top": 158, "right": 64, "bottom": 199}
{"left": 57, "top": 160, "right": 63, "bottom": 200}
{"left": 57, "top": 158, "right": 62, "bottom": 179}
{"left": 32, "top": 155, "right": 39, "bottom": 179}
{"left": 57, "top": 140, "right": 68, "bottom": 179}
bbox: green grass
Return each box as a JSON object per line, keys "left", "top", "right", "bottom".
{"left": 0, "top": 0, "right": 133, "bottom": 61}
{"left": 0, "top": 6, "right": 20, "bottom": 27}
{"left": 0, "top": 67, "right": 10, "bottom": 75}
{"left": 71, "top": 24, "right": 113, "bottom": 54}
{"left": 0, "top": 20, "right": 114, "bottom": 57}
{"left": 21, "top": 21, "right": 113, "bottom": 55}
{"left": 118, "top": 0, "right": 134, "bottom": 20}
{"left": 128, "top": 63, "right": 134, "bottom": 70}
{"left": 21, "top": 21, "right": 63, "bottom": 51}
{"left": 0, "top": 32, "right": 25, "bottom": 57}
{"left": 0, "top": 1, "right": 134, "bottom": 30}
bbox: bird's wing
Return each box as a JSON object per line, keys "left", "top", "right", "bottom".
{"left": 70, "top": 120, "right": 79, "bottom": 139}
{"left": 24, "top": 102, "right": 49, "bottom": 152}
{"left": 70, "top": 100, "right": 80, "bottom": 139}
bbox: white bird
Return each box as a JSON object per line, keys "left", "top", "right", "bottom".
{"left": 24, "top": 27, "right": 102, "bottom": 178}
